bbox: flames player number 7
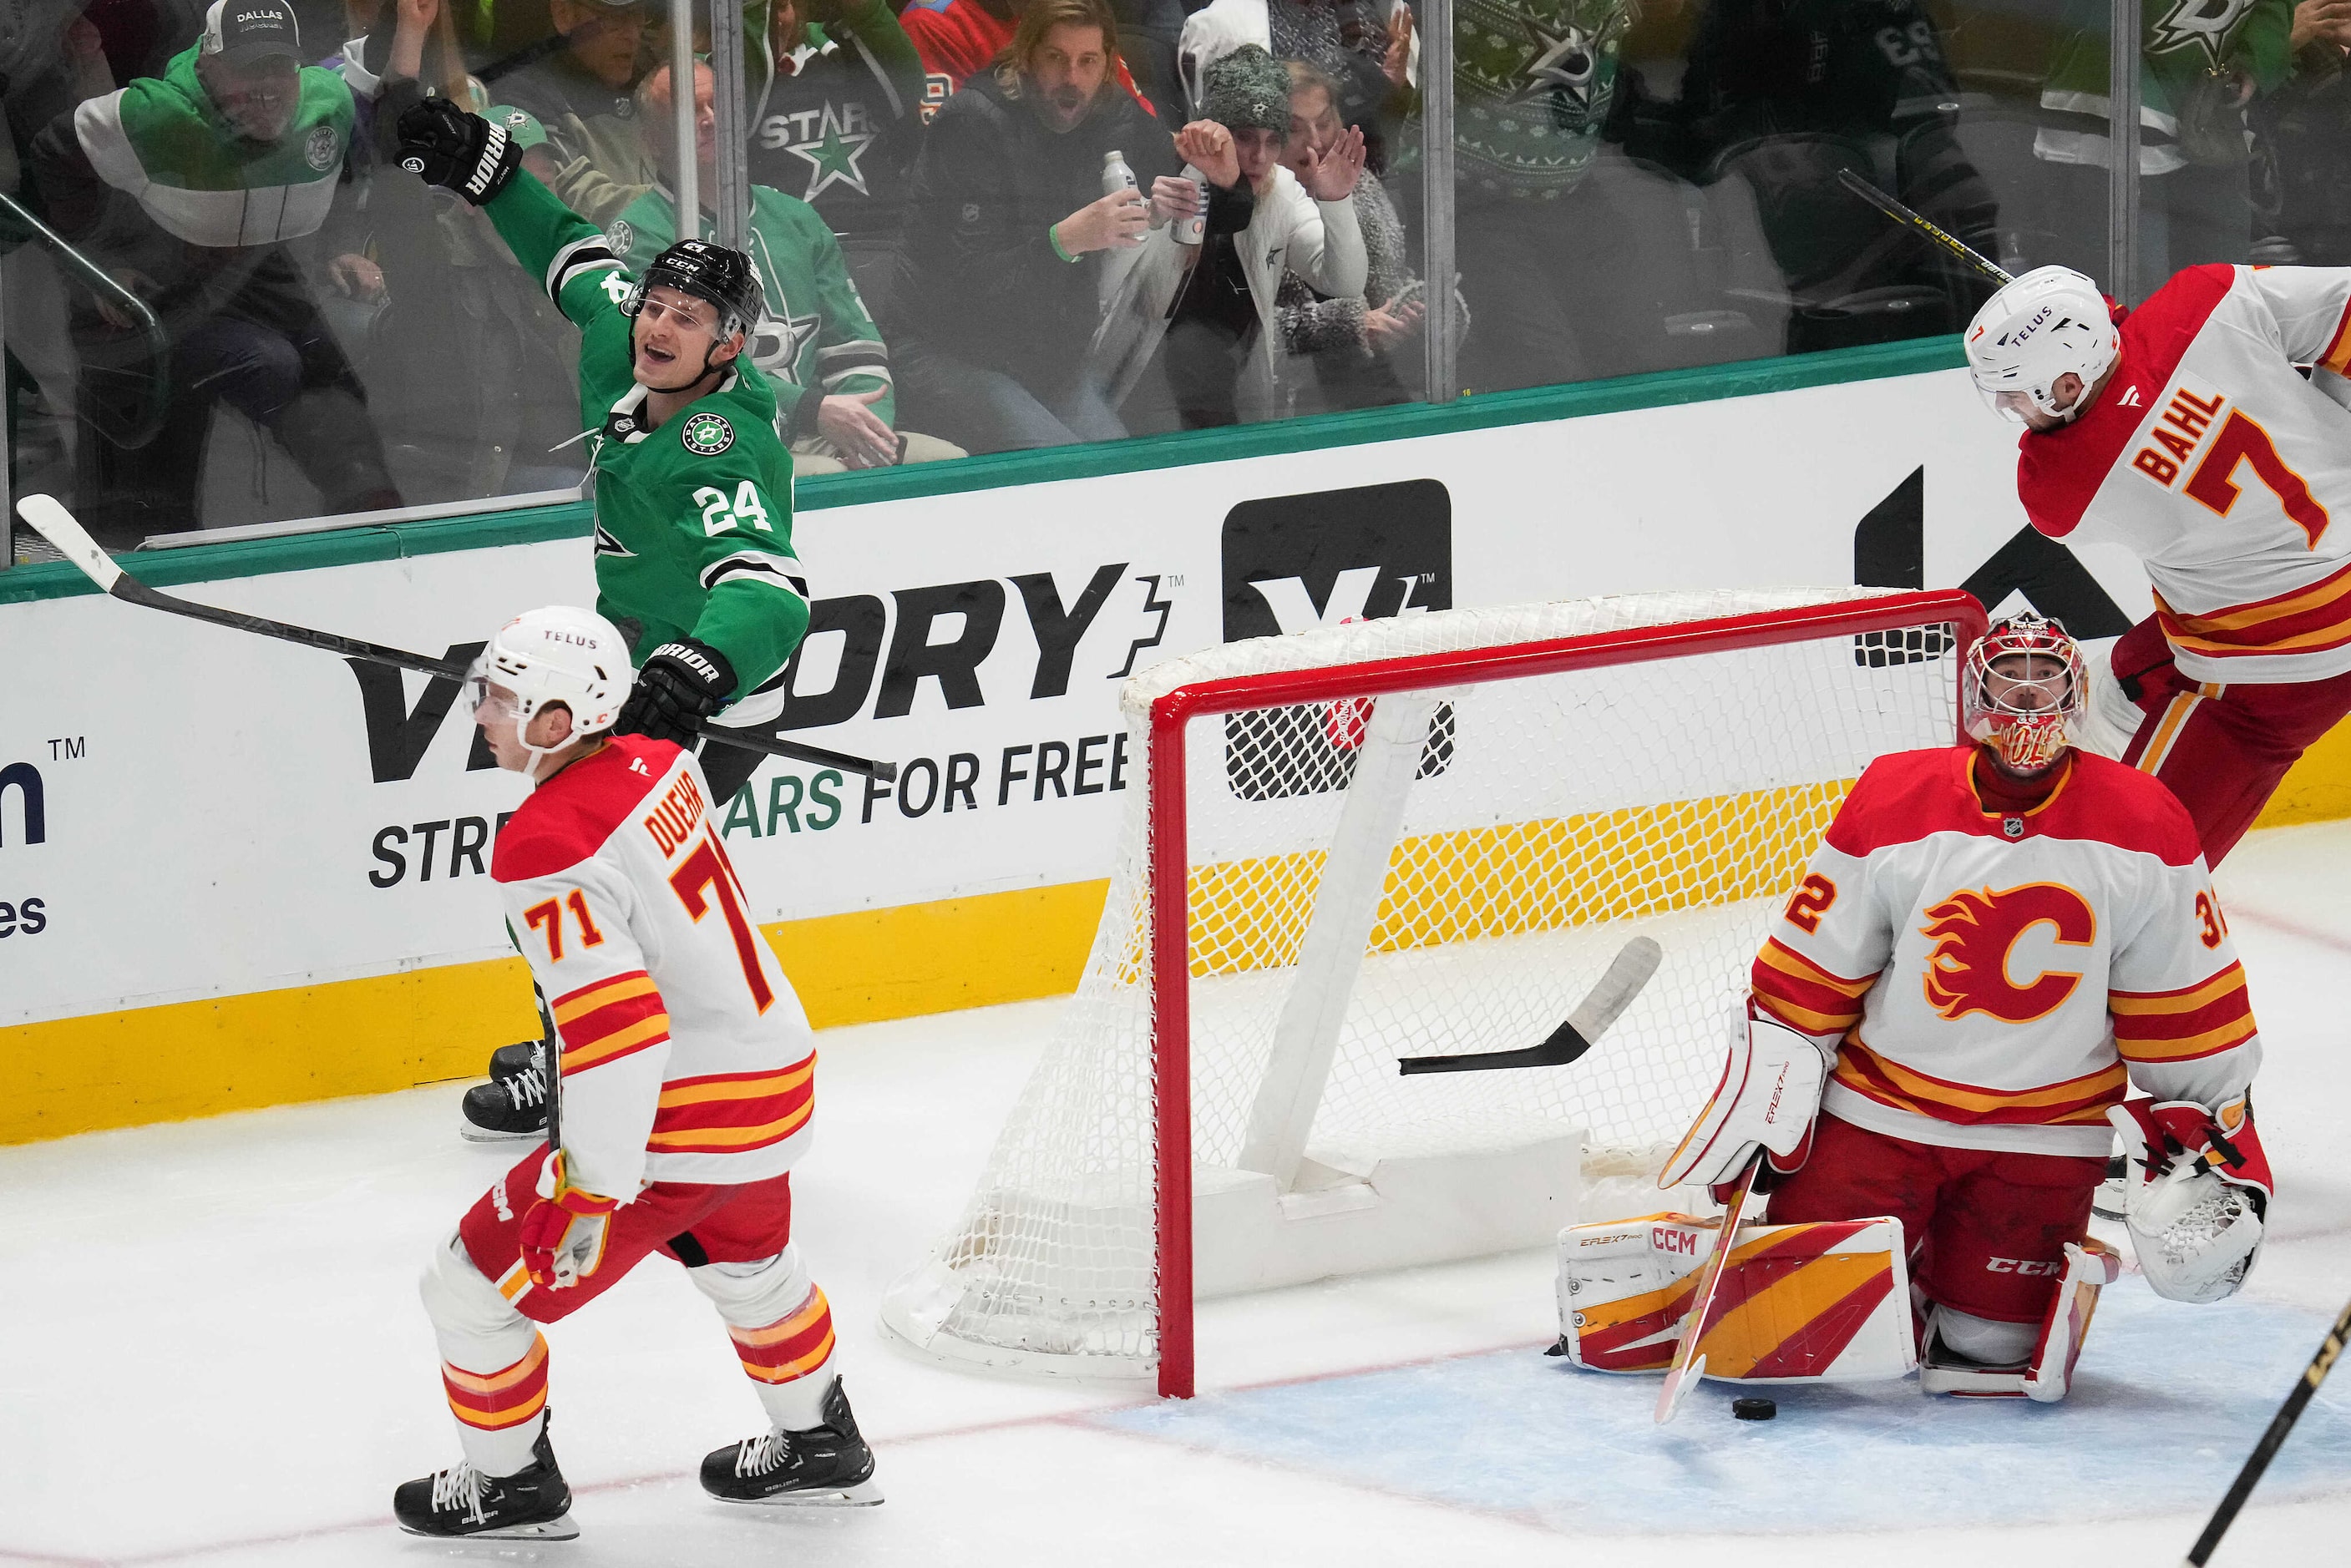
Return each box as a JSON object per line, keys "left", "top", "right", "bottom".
{"left": 391, "top": 608, "right": 880, "bottom": 1542}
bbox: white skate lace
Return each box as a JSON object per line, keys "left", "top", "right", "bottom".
{"left": 429, "top": 1462, "right": 492, "bottom": 1526}
{"left": 734, "top": 1430, "right": 794, "bottom": 1478}
{"left": 504, "top": 1065, "right": 548, "bottom": 1110}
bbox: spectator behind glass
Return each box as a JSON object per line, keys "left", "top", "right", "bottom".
{"left": 2032, "top": 0, "right": 2291, "bottom": 286}
{"left": 749, "top": 0, "right": 930, "bottom": 311}
{"left": 1447, "top": 0, "right": 1635, "bottom": 390}
{"left": 335, "top": 0, "right": 588, "bottom": 500}
{"left": 610, "top": 62, "right": 962, "bottom": 471}
{"left": 1674, "top": 0, "right": 1998, "bottom": 354}
{"left": 1093, "top": 43, "right": 1366, "bottom": 428}
{"left": 2249, "top": 0, "right": 2351, "bottom": 263}
{"left": 1177, "top": 0, "right": 1411, "bottom": 166}
{"left": 32, "top": 0, "right": 403, "bottom": 544}
{"left": 494, "top": 0, "right": 657, "bottom": 225}
{"left": 901, "top": 0, "right": 1168, "bottom": 124}
{"left": 889, "top": 0, "right": 1183, "bottom": 452}
{"left": 1272, "top": 58, "right": 1451, "bottom": 412}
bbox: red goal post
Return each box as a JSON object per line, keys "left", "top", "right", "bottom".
{"left": 881, "top": 587, "right": 1990, "bottom": 1400}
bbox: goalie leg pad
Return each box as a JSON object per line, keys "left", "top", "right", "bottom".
{"left": 1919, "top": 1237, "right": 2120, "bottom": 1401}
{"left": 1557, "top": 1212, "right": 1914, "bottom": 1383}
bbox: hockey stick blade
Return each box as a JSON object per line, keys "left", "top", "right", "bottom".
{"left": 1398, "top": 936, "right": 1663, "bottom": 1074}
{"left": 14, "top": 495, "right": 899, "bottom": 782}
{"left": 1654, "top": 1151, "right": 1764, "bottom": 1426}
{"left": 1833, "top": 170, "right": 2015, "bottom": 287}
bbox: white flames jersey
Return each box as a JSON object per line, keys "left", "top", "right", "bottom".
{"left": 494, "top": 733, "right": 816, "bottom": 1200}
{"left": 2014, "top": 265, "right": 2351, "bottom": 684}
{"left": 1751, "top": 746, "right": 2261, "bottom": 1159}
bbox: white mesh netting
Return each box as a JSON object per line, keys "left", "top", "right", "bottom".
{"left": 880, "top": 589, "right": 1968, "bottom": 1383}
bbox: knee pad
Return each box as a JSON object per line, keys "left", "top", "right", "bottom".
{"left": 1934, "top": 1307, "right": 2037, "bottom": 1367}
{"left": 687, "top": 1245, "right": 813, "bottom": 1328}
{"left": 419, "top": 1232, "right": 538, "bottom": 1370}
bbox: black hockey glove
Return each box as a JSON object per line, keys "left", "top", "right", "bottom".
{"left": 616, "top": 640, "right": 736, "bottom": 747}
{"left": 394, "top": 96, "right": 521, "bottom": 206}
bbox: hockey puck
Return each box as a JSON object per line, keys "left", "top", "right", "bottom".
{"left": 1731, "top": 1397, "right": 1776, "bottom": 1421}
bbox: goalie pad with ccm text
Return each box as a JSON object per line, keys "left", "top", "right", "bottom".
{"left": 1557, "top": 1212, "right": 1916, "bottom": 1383}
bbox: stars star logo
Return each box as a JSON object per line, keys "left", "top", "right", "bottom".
{"left": 789, "top": 104, "right": 877, "bottom": 201}
{"left": 2150, "top": 0, "right": 2255, "bottom": 63}
{"left": 1524, "top": 22, "right": 1602, "bottom": 102}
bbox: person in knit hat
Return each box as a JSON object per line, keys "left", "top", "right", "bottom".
{"left": 1094, "top": 43, "right": 1367, "bottom": 427}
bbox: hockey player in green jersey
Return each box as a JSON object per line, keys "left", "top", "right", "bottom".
{"left": 395, "top": 94, "right": 814, "bottom": 1142}
{"left": 393, "top": 95, "right": 810, "bottom": 806}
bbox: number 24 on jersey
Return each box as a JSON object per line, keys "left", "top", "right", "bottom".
{"left": 694, "top": 481, "right": 773, "bottom": 537}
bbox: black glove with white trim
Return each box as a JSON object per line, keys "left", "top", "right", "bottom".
{"left": 616, "top": 640, "right": 736, "bottom": 747}
{"left": 395, "top": 96, "right": 521, "bottom": 206}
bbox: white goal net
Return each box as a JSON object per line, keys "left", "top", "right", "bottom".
{"left": 880, "top": 587, "right": 1983, "bottom": 1395}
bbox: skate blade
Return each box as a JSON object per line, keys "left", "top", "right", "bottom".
{"left": 714, "top": 1479, "right": 884, "bottom": 1509}
{"left": 459, "top": 1122, "right": 548, "bottom": 1144}
{"left": 397, "top": 1513, "right": 580, "bottom": 1540}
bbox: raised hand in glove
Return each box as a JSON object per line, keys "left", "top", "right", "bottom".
{"left": 395, "top": 95, "right": 521, "bottom": 205}
{"left": 520, "top": 1151, "right": 618, "bottom": 1289}
{"left": 616, "top": 640, "right": 736, "bottom": 747}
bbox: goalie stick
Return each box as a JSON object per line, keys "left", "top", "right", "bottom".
{"left": 1654, "top": 1150, "right": 1766, "bottom": 1425}
{"left": 1834, "top": 169, "right": 2016, "bottom": 288}
{"left": 15, "top": 495, "right": 898, "bottom": 784}
{"left": 1397, "top": 936, "right": 1663, "bottom": 1075}
{"left": 2182, "top": 1289, "right": 2351, "bottom": 1565}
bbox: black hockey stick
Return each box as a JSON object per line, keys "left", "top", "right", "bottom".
{"left": 2181, "top": 1290, "right": 2351, "bottom": 1565}
{"left": 1834, "top": 169, "right": 2015, "bottom": 288}
{"left": 16, "top": 495, "right": 897, "bottom": 783}
{"left": 1398, "top": 936, "right": 1664, "bottom": 1075}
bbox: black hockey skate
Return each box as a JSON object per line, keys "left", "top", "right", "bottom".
{"left": 393, "top": 1415, "right": 577, "bottom": 1540}
{"left": 461, "top": 1049, "right": 550, "bottom": 1142}
{"left": 489, "top": 1039, "right": 541, "bottom": 1080}
{"left": 700, "top": 1378, "right": 881, "bottom": 1506}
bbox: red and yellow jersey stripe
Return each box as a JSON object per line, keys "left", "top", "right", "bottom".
{"left": 1832, "top": 1038, "right": 2127, "bottom": 1127}
{"left": 441, "top": 1334, "right": 550, "bottom": 1431}
{"left": 2153, "top": 557, "right": 2351, "bottom": 663}
{"left": 648, "top": 1057, "right": 815, "bottom": 1156}
{"left": 1751, "top": 938, "right": 1877, "bottom": 1038}
{"left": 2110, "top": 961, "right": 2259, "bottom": 1063}
{"left": 551, "top": 969, "right": 671, "bottom": 1072}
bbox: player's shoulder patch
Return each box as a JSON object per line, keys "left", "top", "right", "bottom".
{"left": 680, "top": 410, "right": 735, "bottom": 457}
{"left": 492, "top": 737, "right": 679, "bottom": 882}
{"left": 604, "top": 216, "right": 635, "bottom": 259}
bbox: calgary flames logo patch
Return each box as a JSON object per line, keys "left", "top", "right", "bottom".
{"left": 1920, "top": 883, "right": 2096, "bottom": 1024}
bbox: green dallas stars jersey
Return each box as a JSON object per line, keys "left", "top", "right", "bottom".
{"left": 481, "top": 171, "right": 811, "bottom": 703}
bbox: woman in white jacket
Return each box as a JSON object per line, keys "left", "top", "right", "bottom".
{"left": 1090, "top": 43, "right": 1367, "bottom": 427}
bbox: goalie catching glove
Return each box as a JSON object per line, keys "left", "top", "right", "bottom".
{"left": 2107, "top": 1097, "right": 2272, "bottom": 1303}
{"left": 615, "top": 640, "right": 736, "bottom": 747}
{"left": 1659, "top": 1004, "right": 1827, "bottom": 1196}
{"left": 395, "top": 96, "right": 523, "bottom": 205}
{"left": 520, "top": 1151, "right": 619, "bottom": 1289}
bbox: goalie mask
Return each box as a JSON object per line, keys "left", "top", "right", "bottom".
{"left": 468, "top": 606, "right": 634, "bottom": 778}
{"left": 1963, "top": 612, "right": 2086, "bottom": 775}
{"left": 1965, "top": 266, "right": 2119, "bottom": 425}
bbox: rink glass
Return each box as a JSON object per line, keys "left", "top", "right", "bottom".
{"left": 0, "top": 0, "right": 2311, "bottom": 562}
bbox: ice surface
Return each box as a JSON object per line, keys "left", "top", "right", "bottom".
{"left": 3, "top": 821, "right": 2350, "bottom": 1566}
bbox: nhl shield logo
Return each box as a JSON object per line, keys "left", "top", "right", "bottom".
{"left": 305, "top": 124, "right": 341, "bottom": 172}
{"left": 2003, "top": 817, "right": 2025, "bottom": 838}
{"left": 681, "top": 412, "right": 734, "bottom": 455}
